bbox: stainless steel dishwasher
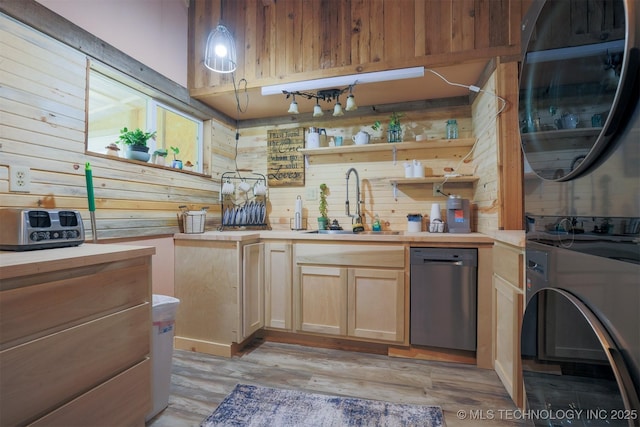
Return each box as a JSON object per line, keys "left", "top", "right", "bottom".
{"left": 410, "top": 248, "right": 477, "bottom": 351}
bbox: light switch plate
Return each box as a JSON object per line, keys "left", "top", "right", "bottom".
{"left": 306, "top": 187, "right": 318, "bottom": 201}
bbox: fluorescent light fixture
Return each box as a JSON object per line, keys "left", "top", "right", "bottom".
{"left": 261, "top": 66, "right": 425, "bottom": 96}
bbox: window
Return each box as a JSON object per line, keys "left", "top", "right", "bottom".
{"left": 87, "top": 67, "right": 203, "bottom": 173}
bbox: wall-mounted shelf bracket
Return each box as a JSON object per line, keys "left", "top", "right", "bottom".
{"left": 391, "top": 182, "right": 398, "bottom": 201}
{"left": 392, "top": 145, "right": 397, "bottom": 165}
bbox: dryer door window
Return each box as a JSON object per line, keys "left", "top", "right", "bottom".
{"left": 521, "top": 288, "right": 639, "bottom": 426}
{"left": 519, "top": 0, "right": 638, "bottom": 181}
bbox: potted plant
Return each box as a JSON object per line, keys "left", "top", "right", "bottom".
{"left": 170, "top": 146, "right": 182, "bottom": 169}
{"left": 318, "top": 183, "right": 329, "bottom": 230}
{"left": 117, "top": 127, "right": 156, "bottom": 161}
{"left": 371, "top": 112, "right": 403, "bottom": 143}
{"left": 152, "top": 148, "right": 168, "bottom": 166}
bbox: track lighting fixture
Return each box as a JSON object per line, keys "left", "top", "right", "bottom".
{"left": 262, "top": 67, "right": 426, "bottom": 118}
{"left": 282, "top": 84, "right": 356, "bottom": 116}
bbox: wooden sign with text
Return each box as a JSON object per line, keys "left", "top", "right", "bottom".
{"left": 267, "top": 127, "right": 305, "bottom": 187}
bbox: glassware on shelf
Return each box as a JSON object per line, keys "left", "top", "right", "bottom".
{"left": 446, "top": 119, "right": 459, "bottom": 139}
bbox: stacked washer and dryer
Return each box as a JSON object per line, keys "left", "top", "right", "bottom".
{"left": 519, "top": 1, "right": 640, "bottom": 426}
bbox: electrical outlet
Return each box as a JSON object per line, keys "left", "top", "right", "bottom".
{"left": 433, "top": 183, "right": 442, "bottom": 197}
{"left": 9, "top": 165, "right": 31, "bottom": 192}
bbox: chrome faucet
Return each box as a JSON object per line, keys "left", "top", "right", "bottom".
{"left": 345, "top": 167, "right": 362, "bottom": 223}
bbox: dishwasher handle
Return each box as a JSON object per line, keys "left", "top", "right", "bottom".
{"left": 419, "top": 259, "right": 464, "bottom": 266}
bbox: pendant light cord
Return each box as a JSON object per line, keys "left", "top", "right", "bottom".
{"left": 232, "top": 73, "right": 248, "bottom": 175}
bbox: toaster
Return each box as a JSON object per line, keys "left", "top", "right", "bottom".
{"left": 0, "top": 208, "right": 85, "bottom": 251}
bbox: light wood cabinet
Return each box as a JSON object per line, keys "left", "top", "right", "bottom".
{"left": 0, "top": 244, "right": 153, "bottom": 427}
{"left": 298, "top": 265, "right": 348, "bottom": 335}
{"left": 295, "top": 243, "right": 405, "bottom": 343}
{"left": 492, "top": 241, "right": 525, "bottom": 407}
{"left": 348, "top": 268, "right": 404, "bottom": 342}
{"left": 174, "top": 237, "right": 264, "bottom": 357}
{"left": 264, "top": 242, "right": 293, "bottom": 330}
{"left": 243, "top": 242, "right": 265, "bottom": 338}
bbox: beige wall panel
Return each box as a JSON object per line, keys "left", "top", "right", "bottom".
{"left": 234, "top": 111, "right": 480, "bottom": 232}
{"left": 0, "top": 16, "right": 220, "bottom": 240}
{"left": 472, "top": 73, "right": 500, "bottom": 234}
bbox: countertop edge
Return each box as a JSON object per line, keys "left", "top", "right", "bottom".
{"left": 486, "top": 230, "right": 526, "bottom": 248}
{"left": 173, "top": 230, "right": 495, "bottom": 244}
{"left": 0, "top": 243, "right": 156, "bottom": 280}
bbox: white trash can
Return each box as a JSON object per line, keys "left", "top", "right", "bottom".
{"left": 146, "top": 294, "right": 180, "bottom": 421}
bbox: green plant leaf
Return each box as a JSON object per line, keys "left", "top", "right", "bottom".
{"left": 117, "top": 127, "right": 156, "bottom": 146}
{"left": 319, "top": 183, "right": 329, "bottom": 219}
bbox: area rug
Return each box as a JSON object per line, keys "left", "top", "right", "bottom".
{"left": 201, "top": 383, "right": 444, "bottom": 427}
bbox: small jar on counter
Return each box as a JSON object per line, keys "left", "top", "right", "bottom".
{"left": 446, "top": 119, "right": 459, "bottom": 139}
{"left": 407, "top": 213, "right": 423, "bottom": 232}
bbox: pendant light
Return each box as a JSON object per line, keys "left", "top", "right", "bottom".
{"left": 313, "top": 100, "right": 324, "bottom": 117}
{"left": 204, "top": 2, "right": 237, "bottom": 74}
{"left": 345, "top": 93, "right": 357, "bottom": 111}
{"left": 204, "top": 25, "right": 237, "bottom": 73}
{"left": 332, "top": 98, "right": 344, "bottom": 117}
{"left": 288, "top": 95, "right": 300, "bottom": 114}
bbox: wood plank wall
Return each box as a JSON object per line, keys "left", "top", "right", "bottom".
{"left": 0, "top": 12, "right": 510, "bottom": 238}
{"left": 1, "top": 1, "right": 525, "bottom": 239}
{"left": 189, "top": 0, "right": 525, "bottom": 99}
{"left": 227, "top": 70, "right": 513, "bottom": 234}
{"left": 0, "top": 15, "right": 220, "bottom": 240}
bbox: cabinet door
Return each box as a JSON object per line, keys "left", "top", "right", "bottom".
{"left": 298, "top": 266, "right": 347, "bottom": 335}
{"left": 492, "top": 242, "right": 524, "bottom": 407}
{"left": 264, "top": 243, "right": 292, "bottom": 330}
{"left": 348, "top": 268, "right": 404, "bottom": 342}
{"left": 493, "top": 275, "right": 523, "bottom": 406}
{"left": 243, "top": 243, "right": 264, "bottom": 339}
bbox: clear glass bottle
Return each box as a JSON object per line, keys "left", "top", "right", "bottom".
{"left": 446, "top": 119, "right": 459, "bottom": 139}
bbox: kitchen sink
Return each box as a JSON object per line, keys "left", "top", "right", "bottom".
{"left": 305, "top": 230, "right": 401, "bottom": 235}
{"left": 358, "top": 231, "right": 401, "bottom": 235}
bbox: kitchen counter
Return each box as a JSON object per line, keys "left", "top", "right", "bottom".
{"left": 0, "top": 243, "right": 156, "bottom": 284}
{"left": 175, "top": 230, "right": 495, "bottom": 245}
{"left": 486, "top": 230, "right": 525, "bottom": 248}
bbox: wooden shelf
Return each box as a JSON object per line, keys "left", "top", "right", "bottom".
{"left": 299, "top": 138, "right": 475, "bottom": 156}
{"left": 389, "top": 176, "right": 479, "bottom": 185}
{"left": 520, "top": 128, "right": 600, "bottom": 151}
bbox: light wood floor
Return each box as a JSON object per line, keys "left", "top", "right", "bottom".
{"left": 146, "top": 340, "right": 530, "bottom": 427}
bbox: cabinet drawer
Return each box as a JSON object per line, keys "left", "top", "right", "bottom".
{"left": 0, "top": 303, "right": 150, "bottom": 426}
{"left": 492, "top": 243, "right": 523, "bottom": 288}
{"left": 30, "top": 358, "right": 151, "bottom": 427}
{"left": 296, "top": 244, "right": 404, "bottom": 268}
{"left": 0, "top": 261, "right": 149, "bottom": 349}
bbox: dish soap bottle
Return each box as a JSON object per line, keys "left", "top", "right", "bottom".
{"left": 372, "top": 214, "right": 382, "bottom": 232}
